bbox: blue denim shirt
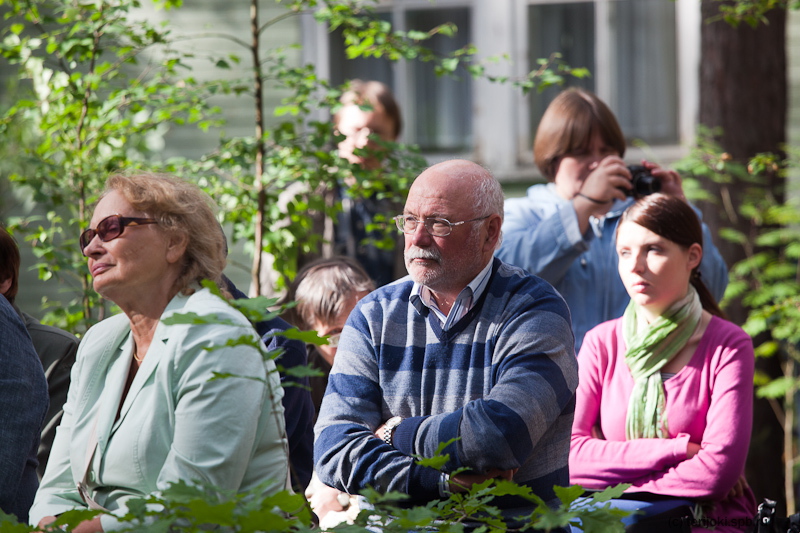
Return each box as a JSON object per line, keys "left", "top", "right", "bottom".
{"left": 0, "top": 295, "right": 48, "bottom": 523}
{"left": 496, "top": 183, "right": 728, "bottom": 353}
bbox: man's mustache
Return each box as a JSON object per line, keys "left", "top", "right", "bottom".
{"left": 405, "top": 247, "right": 441, "bottom": 264}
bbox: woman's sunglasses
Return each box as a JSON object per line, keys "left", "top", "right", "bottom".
{"left": 80, "top": 214, "right": 158, "bottom": 252}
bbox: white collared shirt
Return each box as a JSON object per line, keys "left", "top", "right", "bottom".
{"left": 410, "top": 259, "right": 494, "bottom": 331}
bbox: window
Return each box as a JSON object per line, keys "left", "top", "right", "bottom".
{"left": 328, "top": 6, "right": 473, "bottom": 152}
{"left": 528, "top": 0, "right": 679, "bottom": 147}
{"left": 306, "top": 0, "right": 695, "bottom": 177}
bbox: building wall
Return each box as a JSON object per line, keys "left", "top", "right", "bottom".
{"left": 4, "top": 1, "right": 798, "bottom": 321}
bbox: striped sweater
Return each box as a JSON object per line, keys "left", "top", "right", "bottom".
{"left": 314, "top": 258, "right": 578, "bottom": 507}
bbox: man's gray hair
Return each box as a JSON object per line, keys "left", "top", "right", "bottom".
{"left": 467, "top": 166, "right": 504, "bottom": 248}
{"left": 472, "top": 172, "right": 505, "bottom": 220}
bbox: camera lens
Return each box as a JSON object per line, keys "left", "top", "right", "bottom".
{"left": 626, "top": 165, "right": 661, "bottom": 197}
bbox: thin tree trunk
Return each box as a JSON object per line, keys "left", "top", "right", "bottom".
{"left": 785, "top": 357, "right": 795, "bottom": 514}
{"left": 250, "top": 0, "right": 266, "bottom": 295}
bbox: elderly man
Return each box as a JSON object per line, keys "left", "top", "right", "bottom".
{"left": 314, "top": 159, "right": 578, "bottom": 522}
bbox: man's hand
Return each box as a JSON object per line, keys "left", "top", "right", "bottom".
{"left": 575, "top": 156, "right": 630, "bottom": 208}
{"left": 448, "top": 468, "right": 518, "bottom": 493}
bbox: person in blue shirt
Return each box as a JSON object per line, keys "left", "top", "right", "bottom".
{"left": 496, "top": 88, "right": 728, "bottom": 353}
{"left": 0, "top": 293, "right": 48, "bottom": 523}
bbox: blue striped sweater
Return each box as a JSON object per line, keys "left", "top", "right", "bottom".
{"left": 314, "top": 258, "right": 578, "bottom": 508}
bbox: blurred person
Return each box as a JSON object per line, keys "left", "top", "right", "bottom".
{"left": 259, "top": 79, "right": 404, "bottom": 298}
{"left": 0, "top": 293, "right": 48, "bottom": 523}
{"left": 281, "top": 256, "right": 374, "bottom": 528}
{"left": 496, "top": 88, "right": 728, "bottom": 352}
{"left": 570, "top": 194, "right": 756, "bottom": 532}
{"left": 314, "top": 160, "right": 577, "bottom": 529}
{"left": 282, "top": 255, "right": 374, "bottom": 416}
{"left": 30, "top": 173, "right": 289, "bottom": 532}
{"left": 333, "top": 80, "right": 404, "bottom": 288}
{"left": 0, "top": 226, "right": 78, "bottom": 478}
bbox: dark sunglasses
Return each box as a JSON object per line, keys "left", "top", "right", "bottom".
{"left": 80, "top": 214, "right": 158, "bottom": 252}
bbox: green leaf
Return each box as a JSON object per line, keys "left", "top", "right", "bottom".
{"left": 756, "top": 376, "right": 798, "bottom": 399}
{"left": 555, "top": 484, "right": 587, "bottom": 506}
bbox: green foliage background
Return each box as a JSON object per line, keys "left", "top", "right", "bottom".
{"left": 0, "top": 1, "right": 614, "bottom": 530}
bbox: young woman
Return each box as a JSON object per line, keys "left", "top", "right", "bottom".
{"left": 569, "top": 193, "right": 756, "bottom": 532}
{"left": 496, "top": 88, "right": 728, "bottom": 352}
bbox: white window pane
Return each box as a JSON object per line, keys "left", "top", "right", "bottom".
{"left": 528, "top": 3, "right": 596, "bottom": 141}
{"left": 406, "top": 8, "right": 472, "bottom": 152}
{"left": 609, "top": 0, "right": 678, "bottom": 145}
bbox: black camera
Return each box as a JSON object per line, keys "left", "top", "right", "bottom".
{"left": 626, "top": 165, "right": 661, "bottom": 197}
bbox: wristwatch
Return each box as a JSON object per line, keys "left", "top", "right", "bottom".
{"left": 383, "top": 416, "right": 403, "bottom": 446}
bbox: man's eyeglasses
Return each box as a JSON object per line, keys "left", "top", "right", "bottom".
{"left": 80, "top": 214, "right": 158, "bottom": 252}
{"left": 393, "top": 215, "right": 490, "bottom": 237}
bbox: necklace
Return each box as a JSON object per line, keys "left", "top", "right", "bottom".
{"left": 133, "top": 351, "right": 144, "bottom": 363}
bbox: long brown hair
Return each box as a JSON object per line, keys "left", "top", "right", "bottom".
{"left": 618, "top": 193, "right": 726, "bottom": 318}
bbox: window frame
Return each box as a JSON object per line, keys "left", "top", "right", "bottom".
{"left": 301, "top": 0, "right": 701, "bottom": 181}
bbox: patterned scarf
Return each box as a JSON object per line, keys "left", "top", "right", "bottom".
{"left": 623, "top": 286, "right": 702, "bottom": 440}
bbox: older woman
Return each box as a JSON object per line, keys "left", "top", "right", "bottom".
{"left": 29, "top": 173, "right": 289, "bottom": 531}
{"left": 570, "top": 194, "right": 756, "bottom": 532}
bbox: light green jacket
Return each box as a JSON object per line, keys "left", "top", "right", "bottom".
{"left": 29, "top": 289, "right": 289, "bottom": 530}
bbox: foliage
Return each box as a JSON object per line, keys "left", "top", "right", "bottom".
{"left": 675, "top": 128, "right": 800, "bottom": 508}
{"left": 0, "top": 0, "right": 588, "bottom": 331}
{"left": 0, "top": 0, "right": 221, "bottom": 333}
{"left": 161, "top": 0, "right": 588, "bottom": 294}
{"left": 0, "top": 479, "right": 631, "bottom": 532}
{"left": 708, "top": 0, "right": 800, "bottom": 27}
{"left": 675, "top": 129, "right": 800, "bottom": 365}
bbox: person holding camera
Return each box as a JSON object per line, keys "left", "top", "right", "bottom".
{"left": 496, "top": 88, "right": 727, "bottom": 352}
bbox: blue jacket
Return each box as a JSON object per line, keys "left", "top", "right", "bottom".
{"left": 29, "top": 289, "right": 289, "bottom": 530}
{"left": 496, "top": 184, "right": 729, "bottom": 352}
{"left": 0, "top": 295, "right": 48, "bottom": 523}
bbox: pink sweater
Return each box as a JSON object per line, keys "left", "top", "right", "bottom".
{"left": 570, "top": 316, "right": 757, "bottom": 532}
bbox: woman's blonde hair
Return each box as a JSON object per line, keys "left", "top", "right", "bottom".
{"left": 103, "top": 172, "right": 226, "bottom": 296}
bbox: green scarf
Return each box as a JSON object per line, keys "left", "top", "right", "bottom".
{"left": 623, "top": 286, "right": 702, "bottom": 440}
